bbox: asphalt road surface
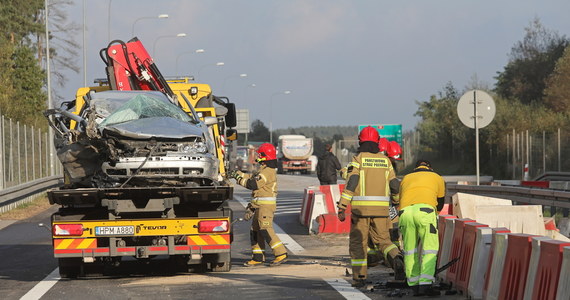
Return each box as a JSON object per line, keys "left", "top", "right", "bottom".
{"left": 0, "top": 174, "right": 463, "bottom": 300}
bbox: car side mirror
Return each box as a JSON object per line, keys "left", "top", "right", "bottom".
{"left": 226, "top": 129, "right": 237, "bottom": 141}
{"left": 203, "top": 116, "right": 217, "bottom": 126}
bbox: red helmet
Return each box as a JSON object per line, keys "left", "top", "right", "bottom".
{"left": 378, "top": 138, "right": 389, "bottom": 153}
{"left": 387, "top": 141, "right": 402, "bottom": 160}
{"left": 257, "top": 143, "right": 277, "bottom": 161}
{"left": 359, "top": 126, "right": 379, "bottom": 143}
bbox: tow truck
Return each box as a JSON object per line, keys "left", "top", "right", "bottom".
{"left": 45, "top": 38, "right": 237, "bottom": 277}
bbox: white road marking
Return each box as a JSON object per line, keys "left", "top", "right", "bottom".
{"left": 324, "top": 278, "right": 371, "bottom": 300}
{"left": 234, "top": 195, "right": 305, "bottom": 254}
{"left": 20, "top": 267, "right": 60, "bottom": 300}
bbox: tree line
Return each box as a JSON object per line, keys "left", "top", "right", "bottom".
{"left": 0, "top": 0, "right": 78, "bottom": 128}
{"left": 413, "top": 18, "right": 570, "bottom": 177}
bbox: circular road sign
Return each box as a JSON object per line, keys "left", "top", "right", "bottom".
{"left": 457, "top": 90, "right": 496, "bottom": 129}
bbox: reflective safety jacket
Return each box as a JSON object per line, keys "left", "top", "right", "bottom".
{"left": 337, "top": 152, "right": 398, "bottom": 217}
{"left": 236, "top": 164, "right": 278, "bottom": 207}
{"left": 399, "top": 166, "right": 445, "bottom": 210}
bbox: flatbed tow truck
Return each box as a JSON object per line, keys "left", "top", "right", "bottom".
{"left": 45, "top": 38, "right": 236, "bottom": 278}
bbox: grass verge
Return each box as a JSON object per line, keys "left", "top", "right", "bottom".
{"left": 0, "top": 194, "right": 53, "bottom": 220}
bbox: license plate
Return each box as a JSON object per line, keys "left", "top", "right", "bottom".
{"left": 95, "top": 226, "right": 135, "bottom": 236}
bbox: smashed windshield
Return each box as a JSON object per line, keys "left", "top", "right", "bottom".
{"left": 99, "top": 94, "right": 193, "bottom": 127}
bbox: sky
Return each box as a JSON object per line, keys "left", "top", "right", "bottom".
{"left": 56, "top": 0, "right": 570, "bottom": 133}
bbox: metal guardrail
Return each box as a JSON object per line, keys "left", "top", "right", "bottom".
{"left": 446, "top": 183, "right": 570, "bottom": 209}
{"left": 0, "top": 176, "right": 61, "bottom": 214}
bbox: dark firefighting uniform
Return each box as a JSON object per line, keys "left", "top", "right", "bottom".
{"left": 235, "top": 164, "right": 287, "bottom": 261}
{"left": 337, "top": 152, "right": 401, "bottom": 281}
{"left": 398, "top": 166, "right": 445, "bottom": 287}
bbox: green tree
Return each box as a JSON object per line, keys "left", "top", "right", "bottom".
{"left": 544, "top": 45, "right": 570, "bottom": 112}
{"left": 248, "top": 119, "right": 270, "bottom": 142}
{"left": 495, "top": 17, "right": 568, "bottom": 104}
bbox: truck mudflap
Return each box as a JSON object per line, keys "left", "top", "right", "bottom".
{"left": 47, "top": 185, "right": 233, "bottom": 206}
{"left": 52, "top": 218, "right": 231, "bottom": 258}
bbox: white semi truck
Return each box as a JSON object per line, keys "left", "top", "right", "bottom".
{"left": 277, "top": 135, "right": 314, "bottom": 174}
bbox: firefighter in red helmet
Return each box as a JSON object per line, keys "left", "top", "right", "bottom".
{"left": 378, "top": 138, "right": 390, "bottom": 155}
{"left": 337, "top": 126, "right": 405, "bottom": 287}
{"left": 229, "top": 143, "right": 288, "bottom": 266}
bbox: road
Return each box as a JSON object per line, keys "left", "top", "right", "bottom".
{"left": 0, "top": 175, "right": 462, "bottom": 300}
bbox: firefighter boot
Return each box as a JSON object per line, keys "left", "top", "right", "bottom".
{"left": 269, "top": 253, "right": 288, "bottom": 266}
{"left": 393, "top": 255, "right": 406, "bottom": 281}
{"left": 243, "top": 259, "right": 264, "bottom": 267}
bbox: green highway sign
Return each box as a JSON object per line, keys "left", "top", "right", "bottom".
{"left": 358, "top": 124, "right": 403, "bottom": 145}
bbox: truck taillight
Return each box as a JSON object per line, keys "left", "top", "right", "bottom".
{"left": 198, "top": 220, "right": 229, "bottom": 233}
{"left": 53, "top": 224, "right": 84, "bottom": 236}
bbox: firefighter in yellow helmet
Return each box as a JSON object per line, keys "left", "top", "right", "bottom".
{"left": 229, "top": 143, "right": 288, "bottom": 267}
{"left": 337, "top": 126, "right": 405, "bottom": 287}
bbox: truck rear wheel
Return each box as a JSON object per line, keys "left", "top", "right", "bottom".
{"left": 58, "top": 258, "right": 82, "bottom": 279}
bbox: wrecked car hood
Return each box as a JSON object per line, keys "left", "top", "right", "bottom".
{"left": 102, "top": 116, "right": 205, "bottom": 139}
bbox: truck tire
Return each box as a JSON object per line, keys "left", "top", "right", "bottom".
{"left": 58, "top": 258, "right": 82, "bottom": 279}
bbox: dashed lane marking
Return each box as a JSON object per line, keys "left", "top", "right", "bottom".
{"left": 323, "top": 278, "right": 371, "bottom": 300}
{"left": 20, "top": 267, "right": 60, "bottom": 300}
{"left": 234, "top": 195, "right": 305, "bottom": 254}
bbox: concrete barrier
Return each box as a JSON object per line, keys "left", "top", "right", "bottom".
{"left": 447, "top": 218, "right": 475, "bottom": 285}
{"left": 555, "top": 246, "right": 570, "bottom": 300}
{"left": 475, "top": 205, "right": 546, "bottom": 236}
{"left": 523, "top": 236, "right": 553, "bottom": 300}
{"left": 467, "top": 227, "right": 493, "bottom": 300}
{"left": 497, "top": 234, "right": 537, "bottom": 300}
{"left": 456, "top": 222, "right": 489, "bottom": 294}
{"left": 529, "top": 239, "right": 570, "bottom": 300}
{"left": 452, "top": 192, "right": 511, "bottom": 219}
{"left": 483, "top": 232, "right": 509, "bottom": 300}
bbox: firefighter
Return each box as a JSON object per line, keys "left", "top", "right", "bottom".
{"left": 368, "top": 139, "right": 402, "bottom": 268}
{"left": 229, "top": 143, "right": 288, "bottom": 267}
{"left": 337, "top": 126, "right": 405, "bottom": 287}
{"left": 398, "top": 159, "right": 445, "bottom": 296}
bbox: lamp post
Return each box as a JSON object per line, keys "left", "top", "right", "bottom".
{"left": 269, "top": 90, "right": 291, "bottom": 144}
{"left": 197, "top": 62, "right": 225, "bottom": 78}
{"left": 175, "top": 49, "right": 205, "bottom": 76}
{"left": 131, "top": 14, "right": 169, "bottom": 37}
{"left": 152, "top": 33, "right": 186, "bottom": 56}
{"left": 107, "top": 0, "right": 112, "bottom": 42}
{"left": 222, "top": 73, "right": 247, "bottom": 94}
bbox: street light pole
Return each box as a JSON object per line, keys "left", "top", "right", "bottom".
{"left": 83, "top": 0, "right": 86, "bottom": 86}
{"left": 152, "top": 33, "right": 187, "bottom": 57}
{"left": 175, "top": 49, "right": 205, "bottom": 76}
{"left": 269, "top": 90, "right": 291, "bottom": 145}
{"left": 131, "top": 14, "right": 169, "bottom": 37}
{"left": 45, "top": 0, "right": 55, "bottom": 175}
{"left": 222, "top": 73, "right": 247, "bottom": 94}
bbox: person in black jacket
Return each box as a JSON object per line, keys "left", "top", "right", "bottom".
{"left": 316, "top": 144, "right": 342, "bottom": 185}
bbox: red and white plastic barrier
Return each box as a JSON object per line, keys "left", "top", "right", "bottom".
{"left": 529, "top": 240, "right": 570, "bottom": 300}
{"left": 483, "top": 232, "right": 509, "bottom": 300}
{"left": 467, "top": 226, "right": 493, "bottom": 299}
{"left": 497, "top": 234, "right": 537, "bottom": 300}
{"left": 555, "top": 246, "right": 570, "bottom": 300}
{"left": 455, "top": 222, "right": 489, "bottom": 294}
{"left": 299, "top": 184, "right": 350, "bottom": 234}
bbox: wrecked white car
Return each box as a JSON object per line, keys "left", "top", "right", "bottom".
{"left": 45, "top": 90, "right": 220, "bottom": 188}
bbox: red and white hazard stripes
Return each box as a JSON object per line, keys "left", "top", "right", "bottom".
{"left": 54, "top": 238, "right": 97, "bottom": 250}
{"left": 187, "top": 234, "right": 231, "bottom": 250}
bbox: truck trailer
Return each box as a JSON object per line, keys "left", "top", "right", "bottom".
{"left": 276, "top": 135, "right": 314, "bottom": 174}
